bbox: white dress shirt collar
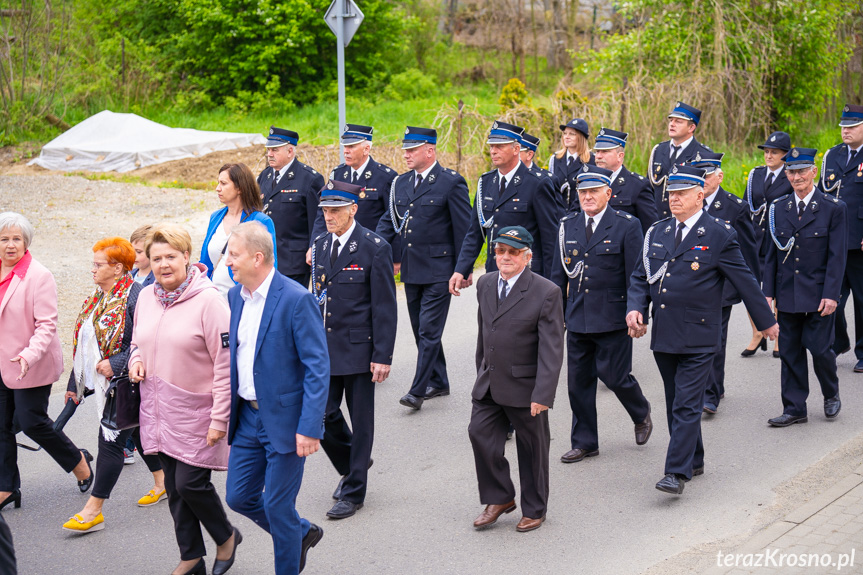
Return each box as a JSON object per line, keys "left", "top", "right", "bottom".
{"left": 241, "top": 266, "right": 275, "bottom": 303}
{"left": 497, "top": 162, "right": 520, "bottom": 185}
{"left": 671, "top": 136, "right": 694, "bottom": 154}
{"left": 585, "top": 204, "right": 609, "bottom": 229}
{"left": 416, "top": 161, "right": 437, "bottom": 181}
{"left": 351, "top": 158, "right": 371, "bottom": 181}
{"left": 796, "top": 187, "right": 816, "bottom": 208}
{"left": 675, "top": 209, "right": 706, "bottom": 244}
{"left": 276, "top": 158, "right": 295, "bottom": 181}
{"left": 498, "top": 268, "right": 526, "bottom": 294}
{"left": 331, "top": 220, "right": 357, "bottom": 257}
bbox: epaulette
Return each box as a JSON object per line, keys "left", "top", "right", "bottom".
{"left": 449, "top": 169, "right": 458, "bottom": 176}
{"left": 560, "top": 213, "right": 574, "bottom": 222}
{"left": 736, "top": 197, "right": 742, "bottom": 204}
{"left": 375, "top": 163, "right": 393, "bottom": 174}
{"left": 829, "top": 195, "right": 839, "bottom": 203}
{"left": 363, "top": 230, "right": 385, "bottom": 245}
{"left": 772, "top": 194, "right": 791, "bottom": 204}
{"left": 302, "top": 164, "right": 318, "bottom": 175}
{"left": 615, "top": 210, "right": 633, "bottom": 220}
{"left": 314, "top": 231, "right": 329, "bottom": 242}
{"left": 482, "top": 169, "right": 496, "bottom": 177}
{"left": 638, "top": 175, "right": 644, "bottom": 180}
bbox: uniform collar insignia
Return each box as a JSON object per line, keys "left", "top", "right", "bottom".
{"left": 343, "top": 169, "right": 349, "bottom": 178}
{"left": 714, "top": 200, "right": 721, "bottom": 209}
{"left": 618, "top": 177, "right": 625, "bottom": 184}
{"left": 786, "top": 200, "right": 793, "bottom": 210}
{"left": 513, "top": 175, "right": 520, "bottom": 185}
{"left": 697, "top": 226, "right": 706, "bottom": 236}
{"left": 365, "top": 171, "right": 372, "bottom": 179}
{"left": 427, "top": 174, "right": 436, "bottom": 183}
{"left": 664, "top": 225, "right": 672, "bottom": 233}
{"left": 349, "top": 240, "right": 358, "bottom": 253}
{"left": 287, "top": 171, "right": 294, "bottom": 179}
{"left": 322, "top": 239, "right": 329, "bottom": 253}
{"left": 811, "top": 200, "right": 818, "bottom": 212}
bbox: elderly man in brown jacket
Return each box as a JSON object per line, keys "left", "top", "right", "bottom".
{"left": 467, "top": 226, "right": 564, "bottom": 533}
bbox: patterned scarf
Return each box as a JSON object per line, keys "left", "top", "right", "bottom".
{"left": 72, "top": 273, "right": 135, "bottom": 361}
{"left": 154, "top": 265, "right": 198, "bottom": 308}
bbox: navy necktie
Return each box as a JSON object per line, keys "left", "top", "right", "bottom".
{"left": 674, "top": 222, "right": 685, "bottom": 249}
{"left": 330, "top": 239, "right": 340, "bottom": 265}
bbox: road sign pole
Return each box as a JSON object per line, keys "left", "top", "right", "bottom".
{"left": 336, "top": 0, "right": 347, "bottom": 163}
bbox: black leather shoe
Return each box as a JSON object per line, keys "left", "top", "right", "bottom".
{"left": 692, "top": 466, "right": 704, "bottom": 477}
{"left": 768, "top": 413, "right": 808, "bottom": 427}
{"left": 212, "top": 527, "right": 242, "bottom": 575}
{"left": 835, "top": 345, "right": 851, "bottom": 355}
{"left": 825, "top": 395, "right": 841, "bottom": 418}
{"left": 181, "top": 559, "right": 206, "bottom": 575}
{"left": 332, "top": 459, "right": 373, "bottom": 500}
{"left": 855, "top": 361, "right": 863, "bottom": 373}
{"left": 0, "top": 489, "right": 20, "bottom": 510}
{"left": 773, "top": 350, "right": 781, "bottom": 358}
{"left": 425, "top": 387, "right": 450, "bottom": 399}
{"left": 399, "top": 393, "right": 423, "bottom": 410}
{"left": 741, "top": 337, "right": 767, "bottom": 357}
{"left": 655, "top": 474, "right": 685, "bottom": 495}
{"left": 78, "top": 449, "right": 94, "bottom": 493}
{"left": 702, "top": 402, "right": 717, "bottom": 414}
{"left": 560, "top": 448, "right": 599, "bottom": 463}
{"left": 300, "top": 523, "right": 323, "bottom": 573}
{"left": 326, "top": 500, "right": 362, "bottom": 520}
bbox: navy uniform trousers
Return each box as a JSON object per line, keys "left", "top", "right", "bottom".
{"left": 778, "top": 311, "right": 839, "bottom": 416}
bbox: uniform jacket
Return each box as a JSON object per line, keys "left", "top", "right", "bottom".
{"left": 548, "top": 152, "right": 596, "bottom": 212}
{"left": 744, "top": 165, "right": 793, "bottom": 262}
{"left": 311, "top": 157, "right": 397, "bottom": 243}
{"left": 311, "top": 223, "right": 397, "bottom": 376}
{"left": 258, "top": 160, "right": 325, "bottom": 276}
{"left": 762, "top": 190, "right": 847, "bottom": 313}
{"left": 820, "top": 142, "right": 863, "bottom": 248}
{"left": 227, "top": 271, "right": 330, "bottom": 454}
{"left": 130, "top": 266, "right": 231, "bottom": 470}
{"left": 200, "top": 208, "right": 278, "bottom": 278}
{"left": 648, "top": 138, "right": 713, "bottom": 219}
{"left": 376, "top": 161, "right": 471, "bottom": 284}
{"left": 705, "top": 187, "right": 760, "bottom": 306}
{"left": 608, "top": 165, "right": 659, "bottom": 235}
{"left": 528, "top": 162, "right": 567, "bottom": 211}
{"left": 456, "top": 162, "right": 562, "bottom": 280}
{"left": 627, "top": 212, "right": 776, "bottom": 354}
{"left": 473, "top": 270, "right": 564, "bottom": 408}
{"left": 551, "top": 209, "right": 643, "bottom": 333}
{"left": 0, "top": 254, "right": 63, "bottom": 390}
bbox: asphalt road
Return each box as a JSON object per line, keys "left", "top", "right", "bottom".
{"left": 6, "top": 277, "right": 863, "bottom": 575}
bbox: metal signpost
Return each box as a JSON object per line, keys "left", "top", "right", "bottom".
{"left": 325, "top": 0, "right": 364, "bottom": 162}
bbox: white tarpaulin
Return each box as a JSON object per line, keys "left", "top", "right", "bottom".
{"left": 29, "top": 110, "right": 267, "bottom": 173}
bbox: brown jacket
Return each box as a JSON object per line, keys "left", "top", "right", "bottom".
{"left": 473, "top": 269, "right": 564, "bottom": 408}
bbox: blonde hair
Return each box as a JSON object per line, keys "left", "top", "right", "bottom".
{"left": 555, "top": 130, "right": 591, "bottom": 163}
{"left": 230, "top": 221, "right": 275, "bottom": 265}
{"left": 144, "top": 223, "right": 192, "bottom": 258}
{"left": 129, "top": 224, "right": 153, "bottom": 245}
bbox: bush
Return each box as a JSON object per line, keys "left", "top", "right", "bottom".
{"left": 499, "top": 78, "right": 529, "bottom": 110}
{"left": 382, "top": 69, "right": 438, "bottom": 102}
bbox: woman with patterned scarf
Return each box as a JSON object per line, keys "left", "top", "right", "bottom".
{"left": 62, "top": 237, "right": 165, "bottom": 534}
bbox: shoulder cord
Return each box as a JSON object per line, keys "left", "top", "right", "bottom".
{"left": 642, "top": 224, "right": 668, "bottom": 288}
{"left": 475, "top": 176, "right": 494, "bottom": 241}
{"left": 310, "top": 241, "right": 327, "bottom": 325}
{"left": 388, "top": 175, "right": 410, "bottom": 233}
{"left": 557, "top": 221, "right": 585, "bottom": 291}
{"left": 768, "top": 202, "right": 794, "bottom": 264}
{"left": 745, "top": 168, "right": 767, "bottom": 225}
{"left": 821, "top": 148, "right": 841, "bottom": 197}
{"left": 646, "top": 145, "right": 668, "bottom": 204}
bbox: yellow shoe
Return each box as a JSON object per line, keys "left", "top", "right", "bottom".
{"left": 62, "top": 513, "right": 104, "bottom": 533}
{"left": 137, "top": 488, "right": 166, "bottom": 507}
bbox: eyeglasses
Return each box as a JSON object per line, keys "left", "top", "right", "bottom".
{"left": 91, "top": 262, "right": 113, "bottom": 271}
{"left": 494, "top": 246, "right": 526, "bottom": 256}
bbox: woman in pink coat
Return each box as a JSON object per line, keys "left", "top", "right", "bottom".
{"left": 0, "top": 212, "right": 94, "bottom": 512}
{"left": 128, "top": 223, "right": 240, "bottom": 575}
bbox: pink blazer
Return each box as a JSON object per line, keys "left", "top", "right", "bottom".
{"left": 0, "top": 258, "right": 63, "bottom": 389}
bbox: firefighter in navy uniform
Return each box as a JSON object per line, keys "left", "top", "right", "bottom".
{"left": 450, "top": 121, "right": 562, "bottom": 291}
{"left": 376, "top": 126, "right": 471, "bottom": 410}
{"left": 763, "top": 148, "right": 846, "bottom": 427}
{"left": 593, "top": 127, "right": 659, "bottom": 235}
{"left": 820, "top": 104, "right": 863, "bottom": 369}
{"left": 647, "top": 102, "right": 713, "bottom": 220}
{"left": 551, "top": 166, "right": 653, "bottom": 465}
{"left": 519, "top": 131, "right": 565, "bottom": 208}
{"left": 311, "top": 180, "right": 397, "bottom": 520}
{"left": 547, "top": 118, "right": 595, "bottom": 212}
{"left": 690, "top": 151, "right": 760, "bottom": 414}
{"left": 258, "top": 126, "right": 324, "bottom": 287}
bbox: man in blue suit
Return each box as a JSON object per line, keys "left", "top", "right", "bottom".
{"left": 223, "top": 221, "right": 330, "bottom": 574}
{"left": 764, "top": 148, "right": 847, "bottom": 427}
{"left": 551, "top": 166, "right": 653, "bottom": 464}
{"left": 627, "top": 165, "right": 778, "bottom": 495}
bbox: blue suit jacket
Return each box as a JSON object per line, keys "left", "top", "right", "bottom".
{"left": 200, "top": 208, "right": 278, "bottom": 278}
{"left": 762, "top": 191, "right": 847, "bottom": 313}
{"left": 227, "top": 271, "right": 330, "bottom": 454}
{"left": 627, "top": 211, "right": 776, "bottom": 354}
{"left": 820, "top": 142, "right": 863, "bottom": 248}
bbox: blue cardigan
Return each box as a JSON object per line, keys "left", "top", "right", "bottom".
{"left": 200, "top": 208, "right": 278, "bottom": 279}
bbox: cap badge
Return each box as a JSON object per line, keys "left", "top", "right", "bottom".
{"left": 672, "top": 166, "right": 679, "bottom": 174}
{"left": 770, "top": 135, "right": 776, "bottom": 141}
{"left": 343, "top": 125, "right": 349, "bottom": 132}
{"left": 405, "top": 127, "right": 410, "bottom": 135}
{"left": 492, "top": 121, "right": 499, "bottom": 129}
{"left": 503, "top": 229, "right": 519, "bottom": 237}
{"left": 691, "top": 262, "right": 700, "bottom": 271}
{"left": 845, "top": 105, "right": 851, "bottom": 112}
{"left": 269, "top": 128, "right": 274, "bottom": 135}
{"left": 695, "top": 152, "right": 702, "bottom": 161}
{"left": 327, "top": 182, "right": 334, "bottom": 189}
{"left": 676, "top": 101, "right": 682, "bottom": 107}
{"left": 582, "top": 165, "right": 589, "bottom": 172}
{"left": 375, "top": 237, "right": 380, "bottom": 243}
{"left": 791, "top": 149, "right": 799, "bottom": 158}
{"left": 599, "top": 129, "right": 605, "bottom": 135}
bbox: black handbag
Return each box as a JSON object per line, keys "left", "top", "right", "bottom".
{"left": 100, "top": 371, "right": 140, "bottom": 431}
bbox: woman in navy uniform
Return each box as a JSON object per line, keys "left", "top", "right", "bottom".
{"left": 551, "top": 166, "right": 653, "bottom": 464}
{"left": 547, "top": 118, "right": 595, "bottom": 212}
{"left": 820, "top": 105, "right": 863, "bottom": 369}
{"left": 646, "top": 102, "right": 713, "bottom": 220}
{"left": 311, "top": 181, "right": 397, "bottom": 520}
{"left": 627, "top": 165, "right": 778, "bottom": 495}
{"left": 376, "top": 127, "right": 471, "bottom": 410}
{"left": 257, "top": 126, "right": 324, "bottom": 287}
{"left": 742, "top": 131, "right": 792, "bottom": 357}
{"left": 763, "top": 148, "right": 846, "bottom": 427}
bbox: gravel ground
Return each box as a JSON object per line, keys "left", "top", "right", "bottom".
{"left": 0, "top": 174, "right": 222, "bottom": 376}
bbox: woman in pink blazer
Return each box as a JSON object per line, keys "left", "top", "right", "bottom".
{"left": 0, "top": 212, "right": 95, "bottom": 512}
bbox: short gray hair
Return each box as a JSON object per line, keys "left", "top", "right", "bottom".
{"left": 0, "top": 212, "right": 34, "bottom": 249}
{"left": 230, "top": 221, "right": 274, "bottom": 264}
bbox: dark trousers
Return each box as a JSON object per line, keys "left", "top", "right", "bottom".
{"left": 653, "top": 352, "right": 712, "bottom": 479}
{"left": 321, "top": 373, "right": 375, "bottom": 504}
{"left": 158, "top": 453, "right": 232, "bottom": 560}
{"left": 704, "top": 306, "right": 733, "bottom": 408}
{"left": 468, "top": 392, "right": 550, "bottom": 519}
{"left": 833, "top": 249, "right": 863, "bottom": 359}
{"left": 778, "top": 310, "right": 840, "bottom": 416}
{"left": 0, "top": 514, "right": 16, "bottom": 575}
{"left": 225, "top": 402, "right": 309, "bottom": 575}
{"left": 286, "top": 273, "right": 311, "bottom": 289}
{"left": 0, "top": 376, "right": 81, "bottom": 492}
{"left": 567, "top": 329, "right": 649, "bottom": 451}
{"left": 92, "top": 426, "right": 162, "bottom": 499}
{"left": 404, "top": 282, "right": 452, "bottom": 396}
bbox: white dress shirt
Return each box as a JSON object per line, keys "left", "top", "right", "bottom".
{"left": 670, "top": 136, "right": 694, "bottom": 157}
{"left": 330, "top": 220, "right": 357, "bottom": 260}
{"left": 795, "top": 187, "right": 816, "bottom": 209}
{"left": 585, "top": 204, "right": 608, "bottom": 230}
{"left": 351, "top": 158, "right": 370, "bottom": 183}
{"left": 275, "top": 158, "right": 295, "bottom": 184}
{"left": 237, "top": 267, "right": 276, "bottom": 401}
{"left": 497, "top": 163, "right": 520, "bottom": 187}
{"left": 498, "top": 268, "right": 526, "bottom": 298}
{"left": 674, "top": 209, "right": 706, "bottom": 244}
{"left": 415, "top": 161, "right": 437, "bottom": 184}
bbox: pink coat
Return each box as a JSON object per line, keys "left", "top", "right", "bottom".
{"left": 129, "top": 265, "right": 231, "bottom": 470}
{"left": 0, "top": 257, "right": 63, "bottom": 389}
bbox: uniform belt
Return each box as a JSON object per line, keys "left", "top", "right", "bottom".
{"left": 247, "top": 399, "right": 259, "bottom": 410}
